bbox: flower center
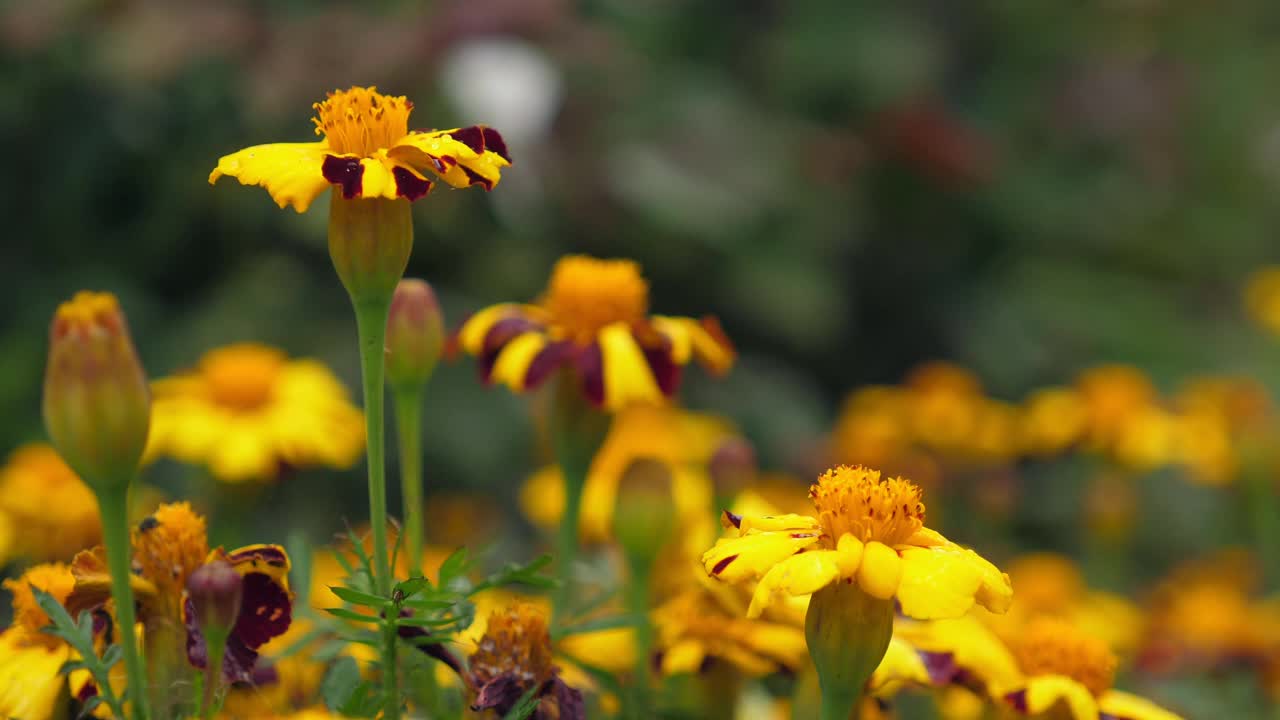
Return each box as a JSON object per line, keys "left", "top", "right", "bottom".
{"left": 5, "top": 563, "right": 75, "bottom": 647}
{"left": 132, "top": 502, "right": 210, "bottom": 606}
{"left": 201, "top": 344, "right": 287, "bottom": 412}
{"left": 541, "top": 256, "right": 650, "bottom": 344}
{"left": 469, "top": 602, "right": 556, "bottom": 688}
{"left": 1012, "top": 619, "right": 1116, "bottom": 697}
{"left": 312, "top": 86, "right": 413, "bottom": 157}
{"left": 808, "top": 465, "right": 925, "bottom": 547}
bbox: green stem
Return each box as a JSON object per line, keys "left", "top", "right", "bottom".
{"left": 352, "top": 298, "right": 400, "bottom": 720}
{"left": 201, "top": 633, "right": 227, "bottom": 720}
{"left": 818, "top": 686, "right": 860, "bottom": 720}
{"left": 625, "top": 556, "right": 653, "bottom": 720}
{"left": 393, "top": 388, "right": 425, "bottom": 574}
{"left": 553, "top": 455, "right": 587, "bottom": 621}
{"left": 1244, "top": 464, "right": 1280, "bottom": 591}
{"left": 99, "top": 488, "right": 150, "bottom": 720}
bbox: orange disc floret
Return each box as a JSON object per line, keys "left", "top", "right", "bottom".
{"left": 542, "top": 256, "right": 651, "bottom": 344}
{"left": 809, "top": 465, "right": 925, "bottom": 547}
{"left": 132, "top": 502, "right": 209, "bottom": 605}
{"left": 5, "top": 563, "right": 75, "bottom": 646}
{"left": 1012, "top": 618, "right": 1117, "bottom": 698}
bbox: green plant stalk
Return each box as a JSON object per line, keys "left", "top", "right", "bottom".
{"left": 393, "top": 388, "right": 425, "bottom": 574}
{"left": 1245, "top": 464, "right": 1280, "bottom": 591}
{"left": 819, "top": 688, "right": 860, "bottom": 720}
{"left": 624, "top": 554, "right": 654, "bottom": 720}
{"left": 552, "top": 437, "right": 591, "bottom": 621}
{"left": 353, "top": 298, "right": 400, "bottom": 720}
{"left": 201, "top": 631, "right": 227, "bottom": 720}
{"left": 99, "top": 487, "right": 150, "bottom": 720}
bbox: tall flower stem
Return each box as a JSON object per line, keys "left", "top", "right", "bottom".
{"left": 200, "top": 633, "right": 226, "bottom": 720}
{"left": 353, "top": 298, "right": 401, "bottom": 720}
{"left": 548, "top": 375, "right": 607, "bottom": 622}
{"left": 99, "top": 487, "right": 150, "bottom": 720}
{"left": 393, "top": 389, "right": 425, "bottom": 574}
{"left": 624, "top": 555, "right": 654, "bottom": 719}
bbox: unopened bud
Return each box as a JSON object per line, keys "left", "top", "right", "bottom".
{"left": 386, "top": 279, "right": 445, "bottom": 390}
{"left": 613, "top": 459, "right": 676, "bottom": 563}
{"left": 187, "top": 560, "right": 243, "bottom": 637}
{"left": 43, "top": 292, "right": 151, "bottom": 488}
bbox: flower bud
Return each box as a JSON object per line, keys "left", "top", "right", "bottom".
{"left": 386, "top": 279, "right": 445, "bottom": 390}
{"left": 805, "top": 582, "right": 895, "bottom": 717}
{"left": 43, "top": 292, "right": 151, "bottom": 488}
{"left": 187, "top": 560, "right": 243, "bottom": 638}
{"left": 613, "top": 458, "right": 676, "bottom": 564}
{"left": 328, "top": 196, "right": 413, "bottom": 303}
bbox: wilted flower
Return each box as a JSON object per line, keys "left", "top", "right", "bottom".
{"left": 466, "top": 602, "right": 585, "bottom": 719}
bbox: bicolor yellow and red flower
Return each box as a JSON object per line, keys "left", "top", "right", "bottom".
{"left": 209, "top": 86, "right": 510, "bottom": 213}
{"left": 456, "top": 255, "right": 735, "bottom": 411}
{"left": 702, "top": 465, "right": 1011, "bottom": 619}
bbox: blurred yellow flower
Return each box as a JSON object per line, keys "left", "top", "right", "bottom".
{"left": 651, "top": 581, "right": 808, "bottom": 677}
{"left": 1020, "top": 387, "right": 1088, "bottom": 456}
{"left": 210, "top": 86, "right": 510, "bottom": 213}
{"left": 702, "top": 465, "right": 1012, "bottom": 619}
{"left": 0, "top": 563, "right": 78, "bottom": 720}
{"left": 1244, "top": 266, "right": 1280, "bottom": 335}
{"left": 1074, "top": 365, "right": 1159, "bottom": 455}
{"left": 521, "top": 404, "right": 734, "bottom": 545}
{"left": 146, "top": 343, "right": 365, "bottom": 482}
{"left": 456, "top": 255, "right": 735, "bottom": 412}
{"left": 0, "top": 444, "right": 100, "bottom": 564}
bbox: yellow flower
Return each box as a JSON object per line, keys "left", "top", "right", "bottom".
{"left": 209, "top": 86, "right": 510, "bottom": 213}
{"left": 702, "top": 465, "right": 1011, "bottom": 619}
{"left": 1244, "top": 266, "right": 1280, "bottom": 335}
{"left": 1074, "top": 365, "right": 1159, "bottom": 454}
{"left": 521, "top": 404, "right": 734, "bottom": 545}
{"left": 456, "top": 255, "right": 735, "bottom": 411}
{"left": 146, "top": 343, "right": 365, "bottom": 482}
{"left": 0, "top": 563, "right": 78, "bottom": 720}
{"left": 651, "top": 583, "right": 808, "bottom": 677}
{"left": 898, "top": 616, "right": 1183, "bottom": 720}
{"left": 1019, "top": 387, "right": 1088, "bottom": 456}
{"left": 983, "top": 553, "right": 1144, "bottom": 660}
{"left": 0, "top": 444, "right": 100, "bottom": 564}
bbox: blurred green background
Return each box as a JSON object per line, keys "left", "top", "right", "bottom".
{"left": 5, "top": 2, "right": 1280, "bottom": 572}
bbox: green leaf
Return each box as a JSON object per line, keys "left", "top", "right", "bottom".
{"left": 395, "top": 615, "right": 458, "bottom": 628}
{"left": 287, "top": 530, "right": 313, "bottom": 608}
{"left": 329, "top": 585, "right": 390, "bottom": 609}
{"left": 393, "top": 576, "right": 431, "bottom": 600}
{"left": 437, "top": 547, "right": 471, "bottom": 589}
{"left": 474, "top": 554, "right": 555, "bottom": 594}
{"left": 324, "top": 607, "right": 382, "bottom": 624}
{"left": 322, "top": 656, "right": 365, "bottom": 714}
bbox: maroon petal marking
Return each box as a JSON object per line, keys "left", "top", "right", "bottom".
{"left": 224, "top": 545, "right": 288, "bottom": 569}
{"left": 398, "top": 609, "right": 466, "bottom": 678}
{"left": 321, "top": 155, "right": 364, "bottom": 198}
{"left": 472, "top": 672, "right": 526, "bottom": 715}
{"left": 232, "top": 572, "right": 292, "bottom": 649}
{"left": 639, "top": 332, "right": 682, "bottom": 397}
{"left": 461, "top": 165, "right": 494, "bottom": 190}
{"left": 1004, "top": 689, "right": 1029, "bottom": 713}
{"left": 723, "top": 510, "right": 743, "bottom": 529}
{"left": 540, "top": 676, "right": 584, "bottom": 720}
{"left": 524, "top": 341, "right": 577, "bottom": 390}
{"left": 450, "top": 126, "right": 486, "bottom": 154}
{"left": 481, "top": 127, "right": 512, "bottom": 163}
{"left": 711, "top": 554, "right": 738, "bottom": 575}
{"left": 393, "top": 166, "right": 433, "bottom": 201}
{"left": 919, "top": 650, "right": 959, "bottom": 685}
{"left": 574, "top": 342, "right": 606, "bottom": 407}
{"left": 477, "top": 317, "right": 542, "bottom": 384}
{"left": 76, "top": 679, "right": 98, "bottom": 703}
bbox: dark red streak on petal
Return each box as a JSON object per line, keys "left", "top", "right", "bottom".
{"left": 639, "top": 333, "right": 681, "bottom": 396}
{"left": 723, "top": 510, "right": 743, "bottom": 528}
{"left": 523, "top": 341, "right": 577, "bottom": 390}
{"left": 481, "top": 127, "right": 512, "bottom": 163}
{"left": 392, "top": 166, "right": 433, "bottom": 201}
{"left": 711, "top": 554, "right": 738, "bottom": 575}
{"left": 449, "top": 126, "right": 486, "bottom": 154}
{"left": 232, "top": 573, "right": 292, "bottom": 649}
{"left": 321, "top": 155, "right": 364, "bottom": 198}
{"left": 575, "top": 343, "right": 606, "bottom": 407}
{"left": 461, "top": 166, "right": 494, "bottom": 190}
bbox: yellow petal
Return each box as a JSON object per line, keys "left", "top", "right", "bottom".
{"left": 208, "top": 141, "right": 331, "bottom": 213}
{"left": 652, "top": 315, "right": 735, "bottom": 374}
{"left": 896, "top": 545, "right": 984, "bottom": 620}
{"left": 490, "top": 332, "right": 548, "bottom": 391}
{"left": 660, "top": 638, "right": 706, "bottom": 675}
{"left": 835, "top": 533, "right": 864, "bottom": 577}
{"left": 389, "top": 129, "right": 509, "bottom": 189}
{"left": 747, "top": 550, "right": 841, "bottom": 618}
{"left": 868, "top": 636, "right": 930, "bottom": 697}
{"left": 857, "top": 541, "right": 903, "bottom": 600}
{"left": 702, "top": 532, "right": 822, "bottom": 583}
{"left": 1097, "top": 690, "right": 1184, "bottom": 720}
{"left": 1019, "top": 675, "right": 1099, "bottom": 720}
{"left": 970, "top": 549, "right": 1014, "bottom": 614}
{"left": 520, "top": 466, "right": 564, "bottom": 530}
{"left": 599, "top": 322, "right": 663, "bottom": 411}
{"left": 736, "top": 513, "right": 821, "bottom": 535}
{"left": 356, "top": 156, "right": 397, "bottom": 200}
{"left": 0, "top": 630, "right": 69, "bottom": 720}
{"left": 899, "top": 616, "right": 1023, "bottom": 697}
{"left": 736, "top": 621, "right": 810, "bottom": 670}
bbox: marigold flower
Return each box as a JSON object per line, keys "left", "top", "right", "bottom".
{"left": 0, "top": 444, "right": 101, "bottom": 564}
{"left": 0, "top": 563, "right": 80, "bottom": 720}
{"left": 209, "top": 86, "right": 511, "bottom": 214}
{"left": 702, "top": 465, "right": 1011, "bottom": 619}
{"left": 467, "top": 602, "right": 585, "bottom": 719}
{"left": 146, "top": 343, "right": 365, "bottom": 482}
{"left": 43, "top": 291, "right": 151, "bottom": 489}
{"left": 521, "top": 405, "right": 734, "bottom": 545}
{"left": 652, "top": 584, "right": 808, "bottom": 677}
{"left": 456, "top": 255, "right": 735, "bottom": 411}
